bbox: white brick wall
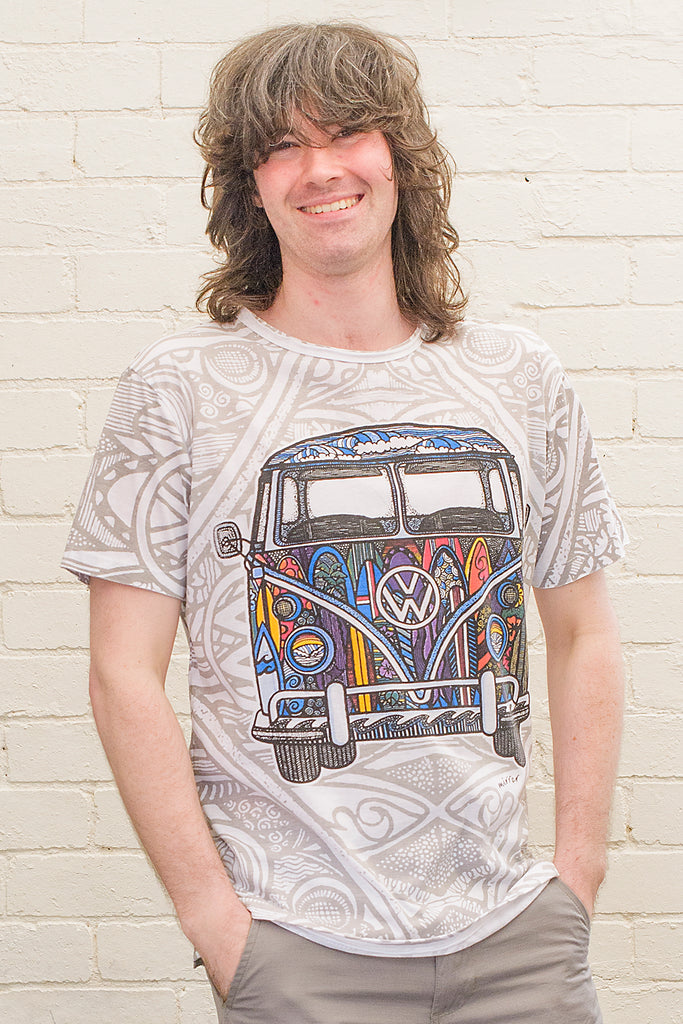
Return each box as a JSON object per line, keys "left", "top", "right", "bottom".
{"left": 1, "top": 3, "right": 680, "bottom": 1022}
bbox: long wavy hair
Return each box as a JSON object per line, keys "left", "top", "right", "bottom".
{"left": 195, "top": 22, "right": 467, "bottom": 341}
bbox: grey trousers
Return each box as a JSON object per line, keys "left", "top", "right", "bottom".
{"left": 211, "top": 878, "right": 602, "bottom": 1024}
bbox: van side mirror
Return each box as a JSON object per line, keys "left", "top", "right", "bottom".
{"left": 214, "top": 521, "right": 244, "bottom": 558}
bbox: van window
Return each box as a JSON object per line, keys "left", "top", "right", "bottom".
{"left": 488, "top": 468, "right": 508, "bottom": 512}
{"left": 276, "top": 466, "right": 397, "bottom": 544}
{"left": 399, "top": 462, "right": 511, "bottom": 534}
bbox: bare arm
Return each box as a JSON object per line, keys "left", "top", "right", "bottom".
{"left": 534, "top": 569, "right": 624, "bottom": 917}
{"left": 89, "top": 577, "right": 251, "bottom": 998}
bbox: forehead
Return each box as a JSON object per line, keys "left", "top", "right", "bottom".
{"left": 280, "top": 113, "right": 343, "bottom": 145}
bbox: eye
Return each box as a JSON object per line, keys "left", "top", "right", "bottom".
{"left": 335, "top": 127, "right": 360, "bottom": 140}
{"left": 270, "top": 138, "right": 297, "bottom": 153}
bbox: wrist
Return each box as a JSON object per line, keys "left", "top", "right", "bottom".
{"left": 553, "top": 853, "right": 605, "bottom": 918}
{"left": 176, "top": 874, "right": 245, "bottom": 946}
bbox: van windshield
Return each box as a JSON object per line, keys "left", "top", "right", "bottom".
{"left": 276, "top": 466, "right": 398, "bottom": 544}
{"left": 398, "top": 461, "right": 513, "bottom": 534}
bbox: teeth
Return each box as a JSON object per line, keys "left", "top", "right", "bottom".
{"left": 301, "top": 196, "right": 360, "bottom": 214}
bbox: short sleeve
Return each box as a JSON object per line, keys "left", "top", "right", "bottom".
{"left": 61, "top": 367, "right": 191, "bottom": 600}
{"left": 531, "top": 371, "right": 627, "bottom": 589}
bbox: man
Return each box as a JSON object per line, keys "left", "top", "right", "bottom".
{"left": 63, "top": 23, "right": 626, "bottom": 1024}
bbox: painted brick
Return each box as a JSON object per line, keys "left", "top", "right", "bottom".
{"left": 453, "top": 178, "right": 541, "bottom": 244}
{"left": 589, "top": 919, "right": 633, "bottom": 980}
{"left": 631, "top": 781, "right": 683, "bottom": 844}
{"left": 0, "top": 853, "right": 6, "bottom": 914}
{"left": 84, "top": 1, "right": 267, "bottom": 42}
{"left": 0, "top": 787, "right": 90, "bottom": 850}
{"left": 633, "top": 110, "right": 683, "bottom": 172}
{"left": 631, "top": 244, "right": 683, "bottom": 305}
{"left": 599, "top": 446, "right": 683, "bottom": 507}
{"left": 410, "top": 42, "right": 528, "bottom": 108}
{"left": 619, "top": 714, "right": 683, "bottom": 777}
{"left": 6, "top": 720, "right": 111, "bottom": 783}
{"left": 0, "top": 185, "right": 164, "bottom": 248}
{"left": 534, "top": 43, "right": 683, "bottom": 106}
{"left": 435, "top": 111, "right": 630, "bottom": 173}
{"left": 0, "top": 922, "right": 91, "bottom": 983}
{"left": 165, "top": 654, "right": 191, "bottom": 715}
{"left": 537, "top": 308, "right": 683, "bottom": 371}
{"left": 633, "top": 0, "right": 683, "bottom": 34}
{"left": 599, "top": 985, "right": 683, "bottom": 1024}
{"left": 630, "top": 647, "right": 683, "bottom": 713}
{"left": 0, "top": 254, "right": 72, "bottom": 313}
{"left": 179, "top": 982, "right": 218, "bottom": 1024}
{"left": 638, "top": 381, "right": 683, "bottom": 438}
{"left": 0, "top": 988, "right": 177, "bottom": 1024}
{"left": 76, "top": 115, "right": 202, "bottom": 178}
{"left": 613, "top": 578, "right": 683, "bottom": 644}
{"left": 8, "top": 852, "right": 172, "bottom": 916}
{"left": 166, "top": 183, "right": 210, "bottom": 247}
{"left": 532, "top": 175, "right": 683, "bottom": 238}
{"left": 449, "top": 0, "right": 629, "bottom": 36}
{"left": 596, "top": 851, "right": 683, "bottom": 914}
{"left": 0, "top": 389, "right": 81, "bottom": 449}
{"left": 463, "top": 242, "right": 627, "bottom": 313}
{"left": 0, "top": 117, "right": 74, "bottom": 181}
{"left": 161, "top": 45, "right": 227, "bottom": 108}
{"left": 76, "top": 251, "right": 209, "bottom": 312}
{"left": 1, "top": 45, "right": 159, "bottom": 112}
{"left": 0, "top": 318, "right": 166, "bottom": 381}
{"left": 634, "top": 920, "right": 683, "bottom": 981}
{"left": 1, "top": 453, "right": 93, "bottom": 516}
{"left": 526, "top": 784, "right": 556, "bottom": 847}
{"left": 0, "top": 654, "right": 90, "bottom": 716}
{"left": 97, "top": 920, "right": 194, "bottom": 980}
{"left": 0, "top": 0, "right": 83, "bottom": 43}
{"left": 269, "top": 0, "right": 449, "bottom": 39}
{"left": 0, "top": 522, "right": 72, "bottom": 584}
{"left": 622, "top": 513, "right": 683, "bottom": 575}
{"left": 86, "top": 387, "right": 116, "bottom": 448}
{"left": 2, "top": 588, "right": 89, "bottom": 650}
{"left": 569, "top": 376, "right": 633, "bottom": 439}
{"left": 94, "top": 787, "right": 142, "bottom": 849}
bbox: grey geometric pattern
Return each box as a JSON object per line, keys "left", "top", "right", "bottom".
{"left": 63, "top": 313, "right": 627, "bottom": 955}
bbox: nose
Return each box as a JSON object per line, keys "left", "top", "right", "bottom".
{"left": 300, "top": 142, "right": 343, "bottom": 184}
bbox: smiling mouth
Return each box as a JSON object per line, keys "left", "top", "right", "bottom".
{"left": 299, "top": 195, "right": 362, "bottom": 215}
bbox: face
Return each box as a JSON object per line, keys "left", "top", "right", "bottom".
{"left": 252, "top": 118, "right": 398, "bottom": 280}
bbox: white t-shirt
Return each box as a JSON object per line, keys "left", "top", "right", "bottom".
{"left": 63, "top": 312, "right": 627, "bottom": 956}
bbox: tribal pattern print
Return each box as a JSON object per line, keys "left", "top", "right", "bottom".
{"left": 63, "top": 315, "right": 627, "bottom": 948}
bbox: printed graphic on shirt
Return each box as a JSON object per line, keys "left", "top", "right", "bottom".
{"left": 215, "top": 424, "right": 529, "bottom": 783}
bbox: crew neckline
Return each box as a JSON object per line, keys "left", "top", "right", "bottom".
{"left": 237, "top": 308, "right": 424, "bottom": 363}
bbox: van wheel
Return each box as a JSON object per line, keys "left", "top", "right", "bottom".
{"left": 320, "top": 738, "right": 357, "bottom": 770}
{"left": 493, "top": 723, "right": 526, "bottom": 767}
{"left": 274, "top": 741, "right": 322, "bottom": 783}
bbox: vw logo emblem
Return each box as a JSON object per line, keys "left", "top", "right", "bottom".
{"left": 375, "top": 566, "right": 440, "bottom": 631}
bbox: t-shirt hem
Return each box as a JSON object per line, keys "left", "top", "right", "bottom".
{"left": 60, "top": 558, "right": 185, "bottom": 602}
{"left": 240, "top": 862, "right": 558, "bottom": 958}
{"left": 531, "top": 538, "right": 629, "bottom": 590}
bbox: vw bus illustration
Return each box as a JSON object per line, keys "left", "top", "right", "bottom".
{"left": 215, "top": 425, "right": 530, "bottom": 783}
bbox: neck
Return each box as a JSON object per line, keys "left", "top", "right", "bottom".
{"left": 257, "top": 259, "right": 417, "bottom": 352}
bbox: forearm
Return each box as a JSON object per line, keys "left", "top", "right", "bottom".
{"left": 90, "top": 665, "right": 243, "bottom": 939}
{"left": 535, "top": 572, "right": 624, "bottom": 915}
{"left": 548, "top": 632, "right": 623, "bottom": 906}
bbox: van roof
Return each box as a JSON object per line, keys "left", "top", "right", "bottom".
{"left": 264, "top": 424, "right": 511, "bottom": 468}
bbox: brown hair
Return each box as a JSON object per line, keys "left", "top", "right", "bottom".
{"left": 195, "top": 22, "right": 466, "bottom": 341}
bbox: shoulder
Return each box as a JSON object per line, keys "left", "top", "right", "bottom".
{"left": 448, "top": 317, "right": 556, "bottom": 356}
{"left": 438, "top": 317, "right": 566, "bottom": 382}
{"left": 127, "top": 317, "right": 260, "bottom": 378}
